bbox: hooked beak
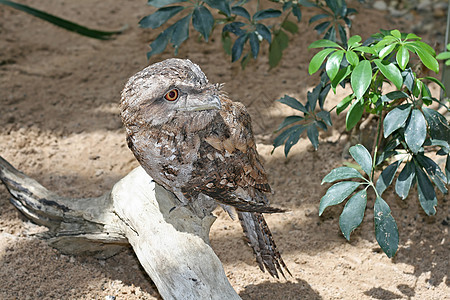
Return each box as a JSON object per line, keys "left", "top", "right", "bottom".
{"left": 178, "top": 95, "right": 221, "bottom": 112}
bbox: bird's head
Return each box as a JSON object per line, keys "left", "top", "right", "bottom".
{"left": 120, "top": 58, "right": 222, "bottom": 129}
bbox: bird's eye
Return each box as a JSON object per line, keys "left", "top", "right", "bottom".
{"left": 164, "top": 89, "right": 179, "bottom": 101}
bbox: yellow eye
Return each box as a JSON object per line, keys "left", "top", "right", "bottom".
{"left": 164, "top": 89, "right": 179, "bottom": 101}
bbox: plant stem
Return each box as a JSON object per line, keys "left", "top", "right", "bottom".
{"left": 371, "top": 110, "right": 384, "bottom": 179}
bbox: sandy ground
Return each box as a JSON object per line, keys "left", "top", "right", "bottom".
{"left": 0, "top": 0, "right": 448, "bottom": 299}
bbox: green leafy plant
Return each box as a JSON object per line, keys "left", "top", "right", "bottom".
{"left": 0, "top": 0, "right": 123, "bottom": 40}
{"left": 139, "top": 0, "right": 358, "bottom": 67}
{"left": 274, "top": 29, "right": 449, "bottom": 257}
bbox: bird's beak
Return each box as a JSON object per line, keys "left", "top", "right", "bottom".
{"left": 178, "top": 95, "right": 221, "bottom": 112}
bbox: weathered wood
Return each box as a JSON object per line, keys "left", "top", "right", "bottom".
{"left": 0, "top": 156, "right": 241, "bottom": 299}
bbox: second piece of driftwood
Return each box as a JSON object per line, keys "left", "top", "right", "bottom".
{"left": 0, "top": 156, "right": 241, "bottom": 300}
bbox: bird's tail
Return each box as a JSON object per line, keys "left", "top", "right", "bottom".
{"left": 237, "top": 211, "right": 291, "bottom": 278}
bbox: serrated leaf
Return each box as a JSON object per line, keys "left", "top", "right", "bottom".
{"left": 147, "top": 0, "right": 187, "bottom": 8}
{"left": 349, "top": 144, "right": 373, "bottom": 177}
{"left": 345, "top": 99, "right": 364, "bottom": 131}
{"left": 319, "top": 181, "right": 361, "bottom": 215}
{"left": 277, "top": 95, "right": 308, "bottom": 113}
{"left": 326, "top": 50, "right": 344, "bottom": 81}
{"left": 307, "top": 123, "right": 319, "bottom": 150}
{"left": 383, "top": 104, "right": 412, "bottom": 137}
{"left": 415, "top": 154, "right": 448, "bottom": 194}
{"left": 376, "top": 160, "right": 401, "bottom": 195}
{"left": 405, "top": 109, "right": 427, "bottom": 154}
{"left": 340, "top": 189, "right": 367, "bottom": 240}
{"left": 322, "top": 166, "right": 365, "bottom": 184}
{"left": 351, "top": 60, "right": 372, "bottom": 100}
{"left": 422, "top": 107, "right": 450, "bottom": 141}
{"left": 374, "top": 59, "right": 403, "bottom": 89}
{"left": 231, "top": 34, "right": 248, "bottom": 62}
{"left": 396, "top": 45, "right": 409, "bottom": 70}
{"left": 415, "top": 164, "right": 438, "bottom": 215}
{"left": 253, "top": 8, "right": 281, "bottom": 21}
{"left": 192, "top": 6, "right": 214, "bottom": 41}
{"left": 395, "top": 160, "right": 416, "bottom": 199}
{"left": 277, "top": 115, "right": 304, "bottom": 131}
{"left": 231, "top": 6, "right": 250, "bottom": 20}
{"left": 374, "top": 196, "right": 399, "bottom": 258}
{"left": 308, "top": 39, "right": 341, "bottom": 49}
{"left": 139, "top": 6, "right": 184, "bottom": 29}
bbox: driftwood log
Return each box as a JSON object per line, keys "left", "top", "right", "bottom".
{"left": 0, "top": 156, "right": 240, "bottom": 299}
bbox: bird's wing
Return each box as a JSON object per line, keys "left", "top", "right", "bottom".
{"left": 186, "top": 97, "right": 283, "bottom": 213}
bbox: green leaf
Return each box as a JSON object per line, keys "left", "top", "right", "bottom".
{"left": 148, "top": 29, "right": 171, "bottom": 57}
{"left": 376, "top": 160, "right": 401, "bottom": 195}
{"left": 309, "top": 13, "right": 329, "bottom": 24}
{"left": 307, "top": 123, "right": 319, "bottom": 150}
{"left": 253, "top": 8, "right": 281, "bottom": 21}
{"left": 336, "top": 94, "right": 355, "bottom": 115}
{"left": 349, "top": 144, "right": 373, "bottom": 177}
{"left": 379, "top": 43, "right": 397, "bottom": 59}
{"left": 345, "top": 50, "right": 359, "bottom": 67}
{"left": 319, "top": 181, "right": 361, "bottom": 215}
{"left": 396, "top": 45, "right": 409, "bottom": 70}
{"left": 0, "top": 0, "right": 123, "bottom": 40}
{"left": 374, "top": 196, "right": 399, "bottom": 258}
{"left": 284, "top": 125, "right": 307, "bottom": 156}
{"left": 339, "top": 189, "right": 367, "bottom": 240}
{"left": 412, "top": 44, "right": 439, "bottom": 73}
{"left": 309, "top": 48, "right": 336, "bottom": 75}
{"left": 415, "top": 164, "right": 438, "bottom": 215}
{"left": 231, "top": 34, "right": 248, "bottom": 62}
{"left": 326, "top": 50, "right": 344, "bottom": 81}
{"left": 415, "top": 154, "right": 448, "bottom": 194}
{"left": 446, "top": 155, "right": 450, "bottom": 184}
{"left": 277, "top": 95, "right": 308, "bottom": 113}
{"left": 383, "top": 104, "right": 412, "bottom": 137}
{"left": 374, "top": 59, "right": 403, "bottom": 89}
{"left": 273, "top": 124, "right": 303, "bottom": 149}
{"left": 395, "top": 160, "right": 416, "bottom": 199}
{"left": 192, "top": 6, "right": 214, "bottom": 41}
{"left": 281, "top": 20, "right": 299, "bottom": 33}
{"left": 424, "top": 76, "right": 446, "bottom": 91}
{"left": 380, "top": 91, "right": 409, "bottom": 102}
{"left": 204, "top": 0, "right": 231, "bottom": 17}
{"left": 308, "top": 39, "right": 341, "bottom": 49}
{"left": 277, "top": 116, "right": 304, "bottom": 131}
{"left": 436, "top": 51, "right": 450, "bottom": 60}
{"left": 405, "top": 109, "right": 427, "bottom": 154}
{"left": 255, "top": 24, "right": 271, "bottom": 43}
{"left": 170, "top": 14, "right": 191, "bottom": 48}
{"left": 317, "top": 110, "right": 332, "bottom": 126}
{"left": 139, "top": 6, "right": 184, "bottom": 29}
{"left": 331, "top": 66, "right": 351, "bottom": 91}
{"left": 351, "top": 60, "right": 372, "bottom": 100}
{"left": 390, "top": 29, "right": 401, "bottom": 38}
{"left": 422, "top": 107, "right": 450, "bottom": 141}
{"left": 322, "top": 166, "right": 365, "bottom": 184}
{"left": 347, "top": 35, "right": 362, "bottom": 48}
{"left": 249, "top": 32, "right": 260, "bottom": 58}
{"left": 221, "top": 32, "right": 232, "bottom": 55}
{"left": 315, "top": 21, "right": 331, "bottom": 34}
{"left": 345, "top": 99, "right": 364, "bottom": 131}
{"left": 413, "top": 41, "right": 436, "bottom": 55}
{"left": 148, "top": 0, "right": 187, "bottom": 8}
{"left": 231, "top": 6, "right": 250, "bottom": 19}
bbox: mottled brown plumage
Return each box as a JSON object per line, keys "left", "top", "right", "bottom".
{"left": 120, "top": 58, "right": 290, "bottom": 278}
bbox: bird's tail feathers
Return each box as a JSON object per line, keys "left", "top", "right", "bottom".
{"left": 237, "top": 211, "right": 291, "bottom": 279}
